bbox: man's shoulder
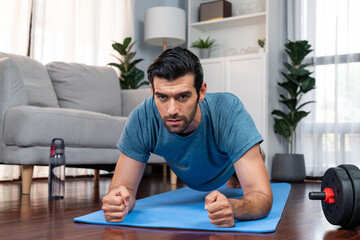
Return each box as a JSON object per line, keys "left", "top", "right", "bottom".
{"left": 132, "top": 96, "right": 155, "bottom": 113}
{"left": 205, "top": 92, "right": 242, "bottom": 106}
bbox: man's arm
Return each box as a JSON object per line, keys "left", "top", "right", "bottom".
{"left": 102, "top": 153, "right": 146, "bottom": 222}
{"left": 205, "top": 143, "right": 273, "bottom": 227}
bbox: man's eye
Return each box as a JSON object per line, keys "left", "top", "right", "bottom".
{"left": 158, "top": 95, "right": 167, "bottom": 101}
{"left": 178, "top": 95, "right": 189, "bottom": 101}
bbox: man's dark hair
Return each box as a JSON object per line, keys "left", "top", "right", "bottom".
{"left": 147, "top": 47, "right": 203, "bottom": 97}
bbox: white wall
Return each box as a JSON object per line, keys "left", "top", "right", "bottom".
{"left": 266, "top": 0, "right": 287, "bottom": 172}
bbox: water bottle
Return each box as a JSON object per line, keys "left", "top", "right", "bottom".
{"left": 48, "top": 138, "right": 65, "bottom": 199}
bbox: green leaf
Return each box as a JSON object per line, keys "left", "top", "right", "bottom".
{"left": 296, "top": 101, "right": 316, "bottom": 111}
{"left": 271, "top": 110, "right": 289, "bottom": 120}
{"left": 112, "top": 42, "right": 126, "bottom": 56}
{"left": 299, "top": 63, "right": 312, "bottom": 69}
{"left": 279, "top": 97, "right": 297, "bottom": 111}
{"left": 120, "top": 80, "right": 129, "bottom": 89}
{"left": 291, "top": 111, "right": 310, "bottom": 128}
{"left": 128, "top": 59, "right": 143, "bottom": 71}
{"left": 274, "top": 118, "right": 291, "bottom": 139}
{"left": 278, "top": 81, "right": 298, "bottom": 98}
{"left": 127, "top": 42, "right": 136, "bottom": 52}
{"left": 123, "top": 37, "right": 132, "bottom": 49}
{"left": 300, "top": 77, "right": 316, "bottom": 93}
{"left": 285, "top": 40, "right": 313, "bottom": 65}
{"left": 290, "top": 68, "right": 310, "bottom": 77}
{"left": 281, "top": 72, "right": 299, "bottom": 85}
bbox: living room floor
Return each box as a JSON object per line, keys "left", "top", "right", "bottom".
{"left": 0, "top": 166, "right": 359, "bottom": 240}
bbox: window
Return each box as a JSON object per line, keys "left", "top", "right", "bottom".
{"left": 299, "top": 0, "right": 360, "bottom": 175}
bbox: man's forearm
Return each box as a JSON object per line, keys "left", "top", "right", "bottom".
{"left": 229, "top": 191, "right": 273, "bottom": 220}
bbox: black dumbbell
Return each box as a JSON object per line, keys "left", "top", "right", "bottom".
{"left": 309, "top": 164, "right": 360, "bottom": 229}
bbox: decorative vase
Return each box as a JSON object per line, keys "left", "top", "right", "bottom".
{"left": 200, "top": 48, "right": 211, "bottom": 59}
{"left": 271, "top": 153, "right": 306, "bottom": 182}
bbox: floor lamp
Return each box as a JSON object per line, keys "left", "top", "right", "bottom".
{"left": 144, "top": 6, "right": 186, "bottom": 52}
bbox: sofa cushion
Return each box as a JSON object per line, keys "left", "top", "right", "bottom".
{"left": 4, "top": 106, "right": 126, "bottom": 149}
{"left": 0, "top": 52, "right": 60, "bottom": 108}
{"left": 0, "top": 57, "right": 27, "bottom": 109}
{"left": 46, "top": 62, "right": 122, "bottom": 116}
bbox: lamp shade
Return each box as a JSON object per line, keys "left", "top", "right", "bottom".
{"left": 144, "top": 6, "right": 186, "bottom": 47}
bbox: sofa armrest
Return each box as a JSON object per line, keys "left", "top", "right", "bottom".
{"left": 121, "top": 88, "right": 152, "bottom": 117}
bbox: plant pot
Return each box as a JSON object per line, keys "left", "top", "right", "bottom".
{"left": 271, "top": 153, "right": 306, "bottom": 182}
{"left": 200, "top": 48, "right": 211, "bottom": 59}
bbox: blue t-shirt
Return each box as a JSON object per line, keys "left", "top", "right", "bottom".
{"left": 117, "top": 92, "right": 263, "bottom": 191}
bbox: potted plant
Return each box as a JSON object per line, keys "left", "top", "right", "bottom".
{"left": 108, "top": 37, "right": 149, "bottom": 89}
{"left": 258, "top": 39, "right": 265, "bottom": 53}
{"left": 271, "top": 40, "right": 316, "bottom": 182}
{"left": 191, "top": 36, "right": 216, "bottom": 59}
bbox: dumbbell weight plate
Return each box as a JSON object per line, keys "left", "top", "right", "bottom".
{"left": 321, "top": 167, "right": 354, "bottom": 226}
{"left": 338, "top": 164, "right": 360, "bottom": 229}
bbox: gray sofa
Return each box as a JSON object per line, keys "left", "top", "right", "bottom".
{"left": 0, "top": 52, "right": 166, "bottom": 194}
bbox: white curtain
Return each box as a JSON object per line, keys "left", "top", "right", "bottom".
{"left": 0, "top": 0, "right": 33, "bottom": 181}
{"left": 31, "top": 0, "right": 133, "bottom": 66}
{"left": 292, "top": 0, "right": 360, "bottom": 176}
{"left": 0, "top": 0, "right": 133, "bottom": 180}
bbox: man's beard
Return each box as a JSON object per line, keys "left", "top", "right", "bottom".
{"left": 162, "top": 102, "right": 198, "bottom": 135}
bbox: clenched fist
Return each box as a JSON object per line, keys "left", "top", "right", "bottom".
{"left": 102, "top": 186, "right": 131, "bottom": 222}
{"left": 205, "top": 190, "right": 235, "bottom": 227}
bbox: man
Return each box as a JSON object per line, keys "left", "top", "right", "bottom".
{"left": 102, "top": 47, "right": 273, "bottom": 228}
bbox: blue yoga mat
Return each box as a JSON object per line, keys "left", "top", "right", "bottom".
{"left": 74, "top": 183, "right": 290, "bottom": 233}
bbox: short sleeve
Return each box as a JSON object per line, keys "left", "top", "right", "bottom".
{"left": 116, "top": 98, "right": 156, "bottom": 163}
{"left": 216, "top": 93, "right": 263, "bottom": 162}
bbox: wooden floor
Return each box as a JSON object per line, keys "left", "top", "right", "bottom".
{"left": 1, "top": 169, "right": 360, "bottom": 240}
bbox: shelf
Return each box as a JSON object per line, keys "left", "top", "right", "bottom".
{"left": 200, "top": 52, "right": 266, "bottom": 63}
{"left": 190, "top": 12, "right": 266, "bottom": 31}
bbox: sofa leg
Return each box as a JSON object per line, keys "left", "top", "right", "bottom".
{"left": 170, "top": 170, "right": 177, "bottom": 185}
{"left": 162, "top": 164, "right": 167, "bottom": 181}
{"left": 22, "top": 165, "right": 34, "bottom": 195}
{"left": 94, "top": 169, "right": 100, "bottom": 180}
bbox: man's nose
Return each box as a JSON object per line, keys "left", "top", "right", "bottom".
{"left": 168, "top": 98, "right": 179, "bottom": 115}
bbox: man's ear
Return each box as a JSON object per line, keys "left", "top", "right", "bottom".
{"left": 198, "top": 82, "right": 207, "bottom": 102}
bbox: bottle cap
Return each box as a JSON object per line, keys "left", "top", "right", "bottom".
{"left": 51, "top": 138, "right": 65, "bottom": 154}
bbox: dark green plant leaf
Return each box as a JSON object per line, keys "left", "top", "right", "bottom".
{"left": 291, "top": 111, "right": 310, "bottom": 128}
{"left": 271, "top": 110, "right": 290, "bottom": 123}
{"left": 123, "top": 37, "right": 132, "bottom": 49}
{"left": 128, "top": 59, "right": 143, "bottom": 71}
{"left": 285, "top": 40, "right": 313, "bottom": 65}
{"left": 112, "top": 42, "right": 126, "bottom": 56}
{"left": 120, "top": 80, "right": 129, "bottom": 89}
{"left": 278, "top": 81, "right": 298, "bottom": 98}
{"left": 300, "top": 77, "right": 316, "bottom": 93}
{"left": 290, "top": 68, "right": 310, "bottom": 77}
{"left": 296, "top": 101, "right": 316, "bottom": 111}
{"left": 281, "top": 72, "right": 299, "bottom": 85}
{"left": 127, "top": 42, "right": 136, "bottom": 52}
{"left": 299, "top": 63, "right": 313, "bottom": 69}
{"left": 274, "top": 118, "right": 291, "bottom": 139}
{"left": 279, "top": 97, "right": 297, "bottom": 111}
